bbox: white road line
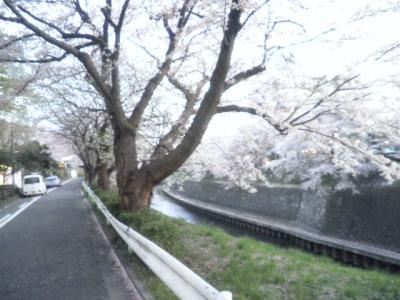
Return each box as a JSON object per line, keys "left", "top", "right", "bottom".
{"left": 0, "top": 214, "right": 12, "bottom": 226}
{"left": 0, "top": 184, "right": 61, "bottom": 230}
{"left": 18, "top": 202, "right": 29, "bottom": 209}
{"left": 62, "top": 178, "right": 74, "bottom": 186}
{"left": 0, "top": 197, "right": 40, "bottom": 230}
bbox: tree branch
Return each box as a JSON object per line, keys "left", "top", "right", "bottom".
{"left": 290, "top": 110, "right": 334, "bottom": 126}
{"left": 299, "top": 127, "right": 391, "bottom": 167}
{"left": 0, "top": 33, "right": 35, "bottom": 50}
{"left": 150, "top": 74, "right": 202, "bottom": 160}
{"left": 148, "top": 1, "right": 244, "bottom": 182}
{"left": 0, "top": 52, "right": 69, "bottom": 63}
{"left": 289, "top": 75, "right": 359, "bottom": 126}
{"left": 101, "top": 5, "right": 117, "bottom": 29}
{"left": 224, "top": 64, "right": 266, "bottom": 91}
{"left": 240, "top": 0, "right": 271, "bottom": 30}
{"left": 217, "top": 104, "right": 288, "bottom": 135}
{"left": 73, "top": 0, "right": 91, "bottom": 23}
{"left": 128, "top": 0, "right": 194, "bottom": 128}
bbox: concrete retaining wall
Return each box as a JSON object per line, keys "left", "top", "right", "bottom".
{"left": 323, "top": 186, "right": 400, "bottom": 252}
{"left": 0, "top": 185, "right": 15, "bottom": 200}
{"left": 171, "top": 180, "right": 400, "bottom": 252}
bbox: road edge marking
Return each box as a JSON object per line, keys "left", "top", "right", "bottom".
{"left": 0, "top": 214, "right": 12, "bottom": 227}
{"left": 84, "top": 196, "right": 144, "bottom": 300}
{"left": 62, "top": 178, "right": 75, "bottom": 186}
{"left": 0, "top": 196, "right": 40, "bottom": 229}
{"left": 0, "top": 186, "right": 59, "bottom": 230}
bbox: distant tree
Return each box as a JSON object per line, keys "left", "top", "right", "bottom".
{"left": 53, "top": 98, "right": 114, "bottom": 189}
{"left": 15, "top": 141, "right": 57, "bottom": 173}
{"left": 0, "top": 148, "right": 12, "bottom": 180}
{"left": 0, "top": 30, "right": 41, "bottom": 116}
{"left": 0, "top": 119, "right": 33, "bottom": 149}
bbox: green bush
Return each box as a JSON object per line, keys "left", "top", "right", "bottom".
{"left": 90, "top": 186, "right": 183, "bottom": 252}
{"left": 120, "top": 209, "right": 184, "bottom": 252}
{"left": 93, "top": 187, "right": 121, "bottom": 216}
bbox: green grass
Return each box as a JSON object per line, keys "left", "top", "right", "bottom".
{"left": 92, "top": 186, "right": 121, "bottom": 216}
{"left": 94, "top": 188, "right": 400, "bottom": 300}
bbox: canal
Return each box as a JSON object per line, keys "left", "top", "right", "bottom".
{"left": 150, "top": 187, "right": 288, "bottom": 245}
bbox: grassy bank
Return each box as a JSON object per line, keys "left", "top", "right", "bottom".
{"left": 94, "top": 188, "right": 400, "bottom": 300}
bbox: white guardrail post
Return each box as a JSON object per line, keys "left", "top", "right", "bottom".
{"left": 82, "top": 182, "right": 232, "bottom": 300}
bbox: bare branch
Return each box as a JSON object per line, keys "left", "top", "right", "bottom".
{"left": 13, "top": 66, "right": 41, "bottom": 96}
{"left": 162, "top": 16, "right": 175, "bottom": 40}
{"left": 0, "top": 52, "right": 69, "bottom": 63}
{"left": 17, "top": 3, "right": 104, "bottom": 46}
{"left": 375, "top": 42, "right": 400, "bottom": 60}
{"left": 240, "top": 0, "right": 271, "bottom": 30}
{"left": 73, "top": 0, "right": 91, "bottom": 23}
{"left": 291, "top": 110, "right": 334, "bottom": 126}
{"left": 128, "top": 0, "right": 194, "bottom": 128}
{"left": 147, "top": 1, "right": 244, "bottom": 182}
{"left": 299, "top": 127, "right": 391, "bottom": 167}
{"left": 217, "top": 104, "right": 288, "bottom": 135}
{"left": 224, "top": 64, "right": 266, "bottom": 91}
{"left": 2, "top": 0, "right": 80, "bottom": 55}
{"left": 113, "top": 0, "right": 130, "bottom": 58}
{"left": 0, "top": 33, "right": 35, "bottom": 50}
{"left": 0, "top": 14, "right": 20, "bottom": 23}
{"left": 150, "top": 73, "right": 205, "bottom": 160}
{"left": 17, "top": 4, "right": 66, "bottom": 35}
{"left": 116, "top": 0, "right": 131, "bottom": 31}
{"left": 101, "top": 5, "right": 117, "bottom": 29}
{"left": 289, "top": 75, "right": 360, "bottom": 126}
{"left": 281, "top": 106, "right": 300, "bottom": 123}
{"left": 167, "top": 76, "right": 195, "bottom": 101}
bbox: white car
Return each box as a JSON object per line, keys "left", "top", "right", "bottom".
{"left": 22, "top": 175, "right": 47, "bottom": 197}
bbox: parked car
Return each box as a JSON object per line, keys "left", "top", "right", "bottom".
{"left": 370, "top": 143, "right": 382, "bottom": 155}
{"left": 381, "top": 144, "right": 400, "bottom": 162}
{"left": 45, "top": 175, "right": 61, "bottom": 188}
{"left": 22, "top": 174, "right": 47, "bottom": 197}
{"left": 370, "top": 143, "right": 400, "bottom": 162}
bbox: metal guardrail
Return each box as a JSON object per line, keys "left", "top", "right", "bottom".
{"left": 82, "top": 182, "right": 232, "bottom": 300}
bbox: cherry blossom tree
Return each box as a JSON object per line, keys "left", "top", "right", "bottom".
{"left": 179, "top": 71, "right": 400, "bottom": 193}
{"left": 51, "top": 98, "right": 114, "bottom": 189}
{"left": 37, "top": 67, "right": 115, "bottom": 189}
{"left": 0, "top": 0, "right": 295, "bottom": 210}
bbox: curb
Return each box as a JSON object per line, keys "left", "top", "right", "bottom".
{"left": 82, "top": 193, "right": 147, "bottom": 300}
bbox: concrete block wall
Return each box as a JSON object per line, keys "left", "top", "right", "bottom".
{"left": 171, "top": 180, "right": 400, "bottom": 252}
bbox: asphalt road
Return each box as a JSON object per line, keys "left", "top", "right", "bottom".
{"left": 0, "top": 178, "right": 139, "bottom": 300}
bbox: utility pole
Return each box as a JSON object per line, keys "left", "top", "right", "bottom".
{"left": 10, "top": 124, "right": 15, "bottom": 188}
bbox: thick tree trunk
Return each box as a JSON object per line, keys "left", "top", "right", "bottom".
{"left": 109, "top": 3, "right": 242, "bottom": 211}
{"left": 114, "top": 128, "right": 154, "bottom": 210}
{"left": 84, "top": 165, "right": 96, "bottom": 186}
{"left": 120, "top": 175, "right": 154, "bottom": 210}
{"left": 96, "top": 162, "right": 110, "bottom": 190}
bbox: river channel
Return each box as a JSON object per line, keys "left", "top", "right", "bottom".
{"left": 150, "top": 187, "right": 287, "bottom": 245}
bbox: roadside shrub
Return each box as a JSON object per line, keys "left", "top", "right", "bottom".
{"left": 120, "top": 209, "right": 184, "bottom": 252}
{"left": 93, "top": 187, "right": 121, "bottom": 216}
